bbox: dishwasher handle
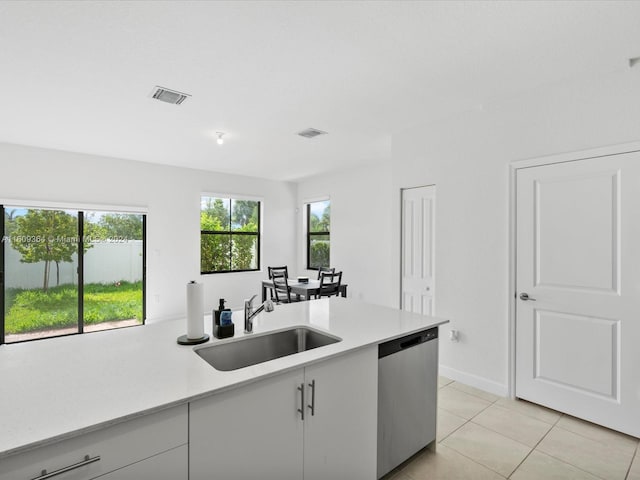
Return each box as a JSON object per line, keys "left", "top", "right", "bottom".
{"left": 400, "top": 336, "right": 422, "bottom": 349}
{"left": 378, "top": 327, "right": 438, "bottom": 359}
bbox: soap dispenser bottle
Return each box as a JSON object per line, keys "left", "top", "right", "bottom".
{"left": 214, "top": 298, "right": 228, "bottom": 326}
{"left": 213, "top": 298, "right": 234, "bottom": 339}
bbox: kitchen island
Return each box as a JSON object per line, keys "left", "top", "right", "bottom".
{"left": 0, "top": 297, "right": 447, "bottom": 479}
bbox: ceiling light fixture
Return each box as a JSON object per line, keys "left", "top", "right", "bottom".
{"left": 216, "top": 132, "right": 225, "bottom": 145}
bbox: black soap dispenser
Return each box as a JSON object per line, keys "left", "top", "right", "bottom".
{"left": 213, "top": 298, "right": 234, "bottom": 339}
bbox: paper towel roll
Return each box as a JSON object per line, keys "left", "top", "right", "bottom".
{"left": 186, "top": 281, "right": 204, "bottom": 339}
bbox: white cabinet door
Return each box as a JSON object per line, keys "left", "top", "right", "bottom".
{"left": 516, "top": 152, "right": 640, "bottom": 437}
{"left": 189, "top": 369, "right": 304, "bottom": 480}
{"left": 97, "top": 445, "right": 187, "bottom": 480}
{"left": 303, "top": 346, "right": 378, "bottom": 480}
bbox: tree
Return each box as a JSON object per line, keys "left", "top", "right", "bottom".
{"left": 202, "top": 198, "right": 230, "bottom": 229}
{"left": 200, "top": 210, "right": 230, "bottom": 272}
{"left": 92, "top": 213, "right": 143, "bottom": 241}
{"left": 4, "top": 208, "right": 18, "bottom": 237}
{"left": 310, "top": 239, "right": 330, "bottom": 268}
{"left": 232, "top": 200, "right": 258, "bottom": 228}
{"left": 232, "top": 222, "right": 258, "bottom": 270}
{"left": 309, "top": 204, "right": 330, "bottom": 232}
{"left": 11, "top": 210, "right": 88, "bottom": 290}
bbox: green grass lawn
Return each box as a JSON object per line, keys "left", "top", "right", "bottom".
{"left": 5, "top": 281, "right": 143, "bottom": 334}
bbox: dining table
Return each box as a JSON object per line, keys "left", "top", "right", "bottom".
{"left": 261, "top": 277, "right": 348, "bottom": 302}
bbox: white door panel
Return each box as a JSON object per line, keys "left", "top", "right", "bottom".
{"left": 534, "top": 170, "right": 619, "bottom": 292}
{"left": 516, "top": 152, "right": 640, "bottom": 437}
{"left": 401, "top": 186, "right": 435, "bottom": 315}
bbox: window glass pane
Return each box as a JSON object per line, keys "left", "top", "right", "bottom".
{"left": 201, "top": 233, "right": 231, "bottom": 272}
{"left": 200, "top": 196, "right": 260, "bottom": 274}
{"left": 231, "top": 235, "right": 258, "bottom": 270}
{"left": 83, "top": 212, "right": 144, "bottom": 333}
{"left": 4, "top": 207, "right": 79, "bottom": 343}
{"left": 309, "top": 200, "right": 330, "bottom": 233}
{"left": 201, "top": 197, "right": 230, "bottom": 231}
{"left": 231, "top": 200, "right": 259, "bottom": 232}
{"left": 309, "top": 234, "right": 330, "bottom": 269}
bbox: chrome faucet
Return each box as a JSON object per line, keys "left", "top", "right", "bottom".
{"left": 244, "top": 295, "right": 275, "bottom": 333}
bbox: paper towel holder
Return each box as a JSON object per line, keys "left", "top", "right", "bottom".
{"left": 177, "top": 280, "right": 210, "bottom": 345}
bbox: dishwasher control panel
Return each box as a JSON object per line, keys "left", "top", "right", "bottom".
{"left": 378, "top": 327, "right": 438, "bottom": 359}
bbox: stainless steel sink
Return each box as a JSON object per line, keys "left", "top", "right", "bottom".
{"left": 195, "top": 326, "right": 341, "bottom": 371}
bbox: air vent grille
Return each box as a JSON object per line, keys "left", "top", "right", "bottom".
{"left": 150, "top": 86, "right": 191, "bottom": 105}
{"left": 297, "top": 128, "right": 328, "bottom": 139}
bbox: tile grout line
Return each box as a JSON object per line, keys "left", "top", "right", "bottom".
{"left": 434, "top": 384, "right": 509, "bottom": 478}
{"left": 624, "top": 441, "right": 639, "bottom": 480}
{"left": 506, "top": 412, "right": 563, "bottom": 479}
{"left": 552, "top": 419, "right": 640, "bottom": 454}
{"left": 447, "top": 381, "right": 501, "bottom": 404}
{"left": 437, "top": 431, "right": 509, "bottom": 479}
{"left": 435, "top": 400, "right": 513, "bottom": 478}
{"left": 438, "top": 380, "right": 639, "bottom": 480}
{"left": 528, "top": 414, "right": 618, "bottom": 480}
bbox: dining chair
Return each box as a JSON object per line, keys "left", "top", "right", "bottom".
{"left": 316, "top": 266, "right": 335, "bottom": 280}
{"left": 315, "top": 271, "right": 342, "bottom": 299}
{"left": 271, "top": 270, "right": 297, "bottom": 304}
{"left": 268, "top": 266, "right": 289, "bottom": 301}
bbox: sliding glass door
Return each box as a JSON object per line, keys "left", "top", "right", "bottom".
{"left": 3, "top": 207, "right": 80, "bottom": 342}
{"left": 82, "top": 211, "right": 145, "bottom": 334}
{"left": 1, "top": 205, "right": 145, "bottom": 344}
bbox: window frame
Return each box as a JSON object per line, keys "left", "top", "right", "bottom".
{"left": 306, "top": 199, "right": 331, "bottom": 271}
{"left": 200, "top": 195, "right": 261, "bottom": 274}
{"left": 1, "top": 202, "right": 147, "bottom": 345}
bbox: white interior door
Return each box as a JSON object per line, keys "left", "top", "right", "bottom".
{"left": 401, "top": 185, "right": 435, "bottom": 315}
{"left": 515, "top": 152, "right": 640, "bottom": 437}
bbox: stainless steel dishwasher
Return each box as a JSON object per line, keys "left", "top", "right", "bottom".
{"left": 377, "top": 327, "right": 439, "bottom": 478}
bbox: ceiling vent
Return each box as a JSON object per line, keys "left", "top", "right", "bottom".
{"left": 297, "top": 128, "right": 328, "bottom": 139}
{"left": 150, "top": 86, "right": 191, "bottom": 105}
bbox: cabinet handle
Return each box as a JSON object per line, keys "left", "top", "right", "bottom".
{"left": 31, "top": 454, "right": 101, "bottom": 480}
{"left": 307, "top": 379, "right": 316, "bottom": 416}
{"left": 297, "top": 383, "right": 305, "bottom": 421}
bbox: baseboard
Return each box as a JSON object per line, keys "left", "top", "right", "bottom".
{"left": 439, "top": 365, "right": 509, "bottom": 398}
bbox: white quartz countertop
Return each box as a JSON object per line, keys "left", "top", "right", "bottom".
{"left": 0, "top": 297, "right": 447, "bottom": 459}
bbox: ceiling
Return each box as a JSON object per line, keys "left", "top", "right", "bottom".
{"left": 1, "top": 1, "right": 639, "bottom": 181}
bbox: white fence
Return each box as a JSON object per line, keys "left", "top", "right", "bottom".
{"left": 4, "top": 240, "right": 143, "bottom": 289}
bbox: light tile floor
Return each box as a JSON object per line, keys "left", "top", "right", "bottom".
{"left": 383, "top": 377, "right": 640, "bottom": 480}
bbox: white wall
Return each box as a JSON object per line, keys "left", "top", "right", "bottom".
{"left": 296, "top": 162, "right": 394, "bottom": 307}
{"left": 392, "top": 67, "right": 640, "bottom": 395}
{"left": 0, "top": 143, "right": 297, "bottom": 321}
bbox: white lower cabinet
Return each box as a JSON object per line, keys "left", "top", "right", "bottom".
{"left": 0, "top": 404, "right": 188, "bottom": 480}
{"left": 189, "top": 345, "right": 378, "bottom": 480}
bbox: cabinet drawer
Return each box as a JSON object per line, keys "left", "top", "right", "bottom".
{"left": 97, "top": 445, "right": 187, "bottom": 480}
{"left": 0, "top": 404, "right": 187, "bottom": 480}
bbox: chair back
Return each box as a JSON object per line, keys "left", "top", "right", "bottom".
{"left": 268, "top": 266, "right": 289, "bottom": 279}
{"left": 271, "top": 270, "right": 292, "bottom": 303}
{"left": 316, "top": 271, "right": 342, "bottom": 299}
{"left": 316, "top": 266, "right": 336, "bottom": 280}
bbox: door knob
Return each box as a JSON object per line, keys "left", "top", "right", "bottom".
{"left": 519, "top": 293, "right": 536, "bottom": 301}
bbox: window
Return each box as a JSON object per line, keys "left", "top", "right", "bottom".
{"left": 200, "top": 196, "right": 260, "bottom": 273}
{"left": 1, "top": 205, "right": 146, "bottom": 344}
{"left": 307, "top": 200, "right": 330, "bottom": 270}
